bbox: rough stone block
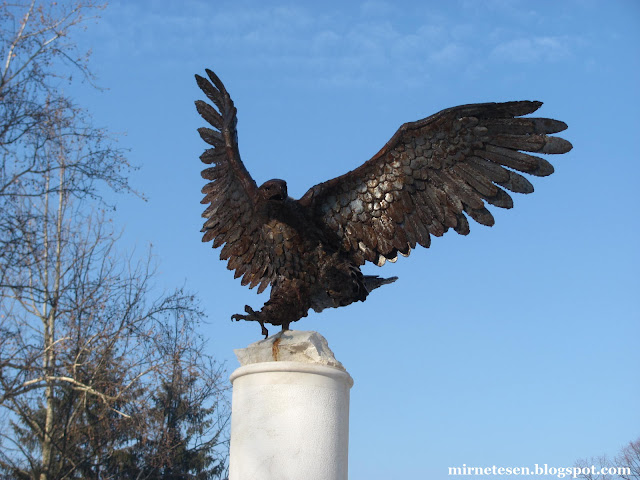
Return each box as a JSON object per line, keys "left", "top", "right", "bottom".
{"left": 234, "top": 330, "right": 345, "bottom": 371}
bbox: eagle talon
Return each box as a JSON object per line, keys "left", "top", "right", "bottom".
{"left": 231, "top": 306, "right": 269, "bottom": 337}
{"left": 232, "top": 306, "right": 253, "bottom": 322}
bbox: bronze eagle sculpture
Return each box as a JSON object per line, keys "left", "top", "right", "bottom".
{"left": 195, "top": 69, "right": 572, "bottom": 337}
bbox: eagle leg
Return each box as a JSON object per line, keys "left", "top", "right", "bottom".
{"left": 232, "top": 305, "right": 270, "bottom": 338}
{"left": 231, "top": 286, "right": 308, "bottom": 337}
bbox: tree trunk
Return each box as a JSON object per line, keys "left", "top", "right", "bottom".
{"left": 40, "top": 156, "right": 65, "bottom": 480}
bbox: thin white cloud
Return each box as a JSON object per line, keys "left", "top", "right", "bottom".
{"left": 491, "top": 36, "right": 573, "bottom": 63}
{"left": 429, "top": 43, "right": 468, "bottom": 65}
{"left": 360, "top": 0, "right": 395, "bottom": 17}
{"left": 93, "top": 1, "right": 587, "bottom": 88}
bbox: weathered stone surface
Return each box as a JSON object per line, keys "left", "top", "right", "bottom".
{"left": 234, "top": 330, "right": 345, "bottom": 371}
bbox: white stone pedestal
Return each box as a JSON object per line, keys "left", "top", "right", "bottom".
{"left": 229, "top": 331, "right": 353, "bottom": 480}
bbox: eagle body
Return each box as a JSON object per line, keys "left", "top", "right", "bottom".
{"left": 244, "top": 185, "right": 396, "bottom": 336}
{"left": 194, "top": 69, "right": 572, "bottom": 337}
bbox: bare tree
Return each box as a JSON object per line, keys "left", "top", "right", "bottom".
{"left": 1, "top": 1, "right": 134, "bottom": 283}
{"left": 575, "top": 455, "right": 617, "bottom": 480}
{"left": 616, "top": 439, "right": 640, "bottom": 480}
{"left": 575, "top": 438, "right": 640, "bottom": 480}
{"left": 0, "top": 2, "right": 229, "bottom": 479}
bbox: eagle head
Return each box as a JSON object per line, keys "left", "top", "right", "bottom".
{"left": 259, "top": 179, "right": 288, "bottom": 201}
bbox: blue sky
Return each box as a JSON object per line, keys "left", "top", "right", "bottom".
{"left": 71, "top": 0, "right": 639, "bottom": 477}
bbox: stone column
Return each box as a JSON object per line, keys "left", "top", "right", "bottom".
{"left": 229, "top": 330, "right": 353, "bottom": 480}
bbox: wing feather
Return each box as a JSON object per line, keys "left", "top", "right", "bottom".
{"left": 195, "top": 70, "right": 276, "bottom": 289}
{"left": 299, "top": 101, "right": 572, "bottom": 265}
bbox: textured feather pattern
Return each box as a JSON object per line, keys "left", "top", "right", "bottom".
{"left": 299, "top": 101, "right": 573, "bottom": 266}
{"left": 195, "top": 69, "right": 277, "bottom": 292}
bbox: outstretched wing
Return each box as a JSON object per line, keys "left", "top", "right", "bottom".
{"left": 195, "top": 70, "right": 272, "bottom": 292}
{"left": 299, "top": 101, "right": 572, "bottom": 266}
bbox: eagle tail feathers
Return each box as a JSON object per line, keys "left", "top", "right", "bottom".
{"left": 364, "top": 275, "right": 398, "bottom": 293}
